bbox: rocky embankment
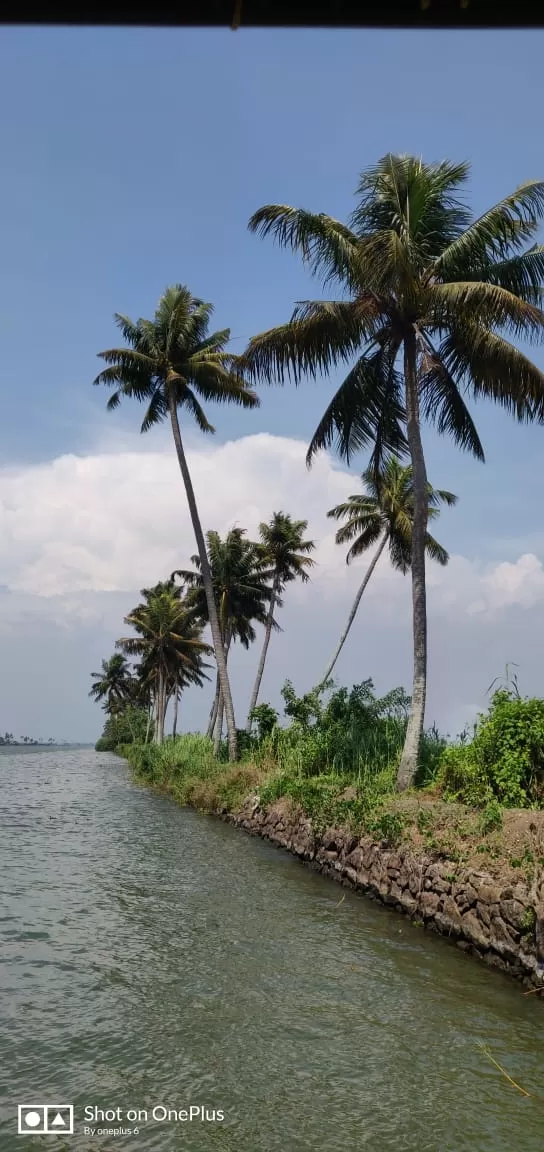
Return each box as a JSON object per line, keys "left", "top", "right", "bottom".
{"left": 230, "top": 794, "right": 544, "bottom": 991}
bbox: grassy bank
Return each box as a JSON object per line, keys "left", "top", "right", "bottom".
{"left": 117, "top": 680, "right": 544, "bottom": 889}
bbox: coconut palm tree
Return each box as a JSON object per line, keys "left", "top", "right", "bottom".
{"left": 246, "top": 512, "right": 316, "bottom": 731}
{"left": 89, "top": 654, "right": 134, "bottom": 714}
{"left": 320, "top": 457, "right": 456, "bottom": 687}
{"left": 243, "top": 155, "right": 544, "bottom": 787}
{"left": 174, "top": 527, "right": 274, "bottom": 749}
{"left": 117, "top": 585, "right": 211, "bottom": 744}
{"left": 94, "top": 285, "right": 259, "bottom": 761}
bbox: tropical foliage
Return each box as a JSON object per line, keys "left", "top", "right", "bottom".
{"left": 440, "top": 689, "right": 544, "bottom": 808}
{"left": 95, "top": 706, "right": 151, "bottom": 752}
{"left": 246, "top": 513, "right": 316, "bottom": 730}
{"left": 116, "top": 583, "right": 211, "bottom": 744}
{"left": 242, "top": 155, "right": 544, "bottom": 787}
{"left": 91, "top": 156, "right": 544, "bottom": 803}
{"left": 89, "top": 654, "right": 135, "bottom": 714}
{"left": 174, "top": 527, "right": 274, "bottom": 749}
{"left": 319, "top": 456, "right": 456, "bottom": 685}
{"left": 94, "top": 285, "right": 258, "bottom": 761}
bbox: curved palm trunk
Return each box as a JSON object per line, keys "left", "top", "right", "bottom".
{"left": 213, "top": 633, "right": 231, "bottom": 755}
{"left": 317, "top": 532, "right": 388, "bottom": 691}
{"left": 172, "top": 679, "right": 179, "bottom": 738}
{"left": 246, "top": 574, "right": 280, "bottom": 732}
{"left": 167, "top": 395, "right": 238, "bottom": 761}
{"left": 207, "top": 672, "right": 221, "bottom": 738}
{"left": 145, "top": 699, "right": 153, "bottom": 744}
{"left": 213, "top": 689, "right": 224, "bottom": 755}
{"left": 397, "top": 333, "right": 429, "bottom": 791}
{"left": 156, "top": 667, "right": 167, "bottom": 745}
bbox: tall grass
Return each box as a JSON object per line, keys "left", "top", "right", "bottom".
{"left": 123, "top": 733, "right": 265, "bottom": 813}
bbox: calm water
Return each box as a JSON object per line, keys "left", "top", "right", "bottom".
{"left": 0, "top": 747, "right": 543, "bottom": 1151}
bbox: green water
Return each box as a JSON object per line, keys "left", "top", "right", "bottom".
{"left": 0, "top": 747, "right": 542, "bottom": 1151}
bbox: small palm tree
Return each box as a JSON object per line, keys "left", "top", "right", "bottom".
{"left": 89, "top": 654, "right": 134, "bottom": 714}
{"left": 320, "top": 457, "right": 456, "bottom": 687}
{"left": 246, "top": 512, "right": 316, "bottom": 731}
{"left": 94, "top": 285, "right": 259, "bottom": 762}
{"left": 174, "top": 527, "right": 274, "bottom": 749}
{"left": 117, "top": 585, "right": 211, "bottom": 744}
{"left": 244, "top": 156, "right": 544, "bottom": 786}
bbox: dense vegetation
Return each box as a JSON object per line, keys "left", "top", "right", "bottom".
{"left": 118, "top": 680, "right": 544, "bottom": 880}
{"left": 91, "top": 154, "right": 544, "bottom": 805}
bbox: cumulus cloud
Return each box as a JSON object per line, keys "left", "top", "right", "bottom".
{"left": 0, "top": 432, "right": 542, "bottom": 740}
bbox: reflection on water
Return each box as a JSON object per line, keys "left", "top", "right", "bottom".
{"left": 0, "top": 747, "right": 542, "bottom": 1151}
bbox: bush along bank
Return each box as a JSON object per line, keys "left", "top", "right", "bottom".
{"left": 117, "top": 682, "right": 544, "bottom": 993}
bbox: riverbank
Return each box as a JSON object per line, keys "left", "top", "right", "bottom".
{"left": 118, "top": 740, "right": 544, "bottom": 994}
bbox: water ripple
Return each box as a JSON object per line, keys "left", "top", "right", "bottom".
{"left": 0, "top": 747, "right": 543, "bottom": 1151}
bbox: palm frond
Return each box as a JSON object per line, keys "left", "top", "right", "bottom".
{"left": 434, "top": 180, "right": 544, "bottom": 278}
{"left": 114, "top": 313, "right": 142, "bottom": 345}
{"left": 248, "top": 205, "right": 360, "bottom": 289}
{"left": 442, "top": 324, "right": 544, "bottom": 420}
{"left": 431, "top": 488, "right": 457, "bottom": 508}
{"left": 306, "top": 346, "right": 406, "bottom": 467}
{"left": 429, "top": 281, "right": 544, "bottom": 341}
{"left": 351, "top": 155, "right": 471, "bottom": 257}
{"left": 180, "top": 387, "right": 216, "bottom": 433}
{"left": 423, "top": 532, "right": 450, "bottom": 566}
{"left": 141, "top": 388, "right": 168, "bottom": 433}
{"left": 342, "top": 521, "right": 384, "bottom": 564}
{"left": 418, "top": 338, "right": 485, "bottom": 460}
{"left": 482, "top": 245, "right": 544, "bottom": 305}
{"left": 188, "top": 359, "right": 260, "bottom": 408}
{"left": 242, "top": 301, "right": 374, "bottom": 386}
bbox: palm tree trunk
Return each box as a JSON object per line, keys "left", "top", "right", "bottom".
{"left": 397, "top": 332, "right": 429, "bottom": 791}
{"left": 246, "top": 573, "right": 280, "bottom": 732}
{"left": 207, "top": 672, "right": 221, "bottom": 738}
{"left": 213, "top": 691, "right": 224, "bottom": 755}
{"left": 317, "top": 532, "right": 388, "bottom": 690}
{"left": 172, "top": 679, "right": 179, "bottom": 738}
{"left": 145, "top": 700, "right": 153, "bottom": 744}
{"left": 213, "top": 633, "right": 230, "bottom": 754}
{"left": 167, "top": 393, "right": 238, "bottom": 760}
{"left": 156, "top": 668, "right": 166, "bottom": 744}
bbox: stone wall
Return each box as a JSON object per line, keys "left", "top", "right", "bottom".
{"left": 229, "top": 795, "right": 544, "bottom": 992}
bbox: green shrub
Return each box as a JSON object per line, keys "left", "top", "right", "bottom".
{"left": 439, "top": 689, "right": 544, "bottom": 807}
{"left": 478, "top": 798, "right": 503, "bottom": 834}
{"left": 249, "top": 703, "right": 279, "bottom": 741}
{"left": 521, "top": 906, "right": 537, "bottom": 937}
{"left": 95, "top": 706, "right": 151, "bottom": 751}
{"left": 254, "top": 679, "right": 416, "bottom": 781}
{"left": 366, "top": 810, "right": 406, "bottom": 847}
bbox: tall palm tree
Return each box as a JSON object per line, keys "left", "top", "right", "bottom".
{"left": 174, "top": 527, "right": 274, "bottom": 749}
{"left": 246, "top": 512, "right": 316, "bottom": 731}
{"left": 243, "top": 155, "right": 544, "bottom": 787}
{"left": 320, "top": 457, "right": 456, "bottom": 687}
{"left": 89, "top": 654, "right": 134, "bottom": 714}
{"left": 94, "top": 285, "right": 259, "bottom": 762}
{"left": 117, "top": 585, "right": 211, "bottom": 744}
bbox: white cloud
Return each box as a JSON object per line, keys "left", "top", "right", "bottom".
{"left": 0, "top": 432, "right": 543, "bottom": 741}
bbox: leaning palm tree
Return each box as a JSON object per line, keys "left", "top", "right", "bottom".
{"left": 89, "top": 654, "right": 134, "bottom": 714}
{"left": 244, "top": 155, "right": 544, "bottom": 787}
{"left": 94, "top": 285, "right": 259, "bottom": 761}
{"left": 174, "top": 526, "right": 274, "bottom": 749}
{"left": 246, "top": 512, "right": 316, "bottom": 731}
{"left": 319, "top": 457, "right": 456, "bottom": 687}
{"left": 117, "top": 585, "right": 211, "bottom": 744}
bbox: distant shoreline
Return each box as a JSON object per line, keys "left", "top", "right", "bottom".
{"left": 0, "top": 741, "right": 84, "bottom": 748}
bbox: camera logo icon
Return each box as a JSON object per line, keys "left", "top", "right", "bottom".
{"left": 18, "top": 1105, "right": 74, "bottom": 1135}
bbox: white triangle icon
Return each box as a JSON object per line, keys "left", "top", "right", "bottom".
{"left": 51, "top": 1113, "right": 66, "bottom": 1127}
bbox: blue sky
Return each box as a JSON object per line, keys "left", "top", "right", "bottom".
{"left": 1, "top": 27, "right": 544, "bottom": 739}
